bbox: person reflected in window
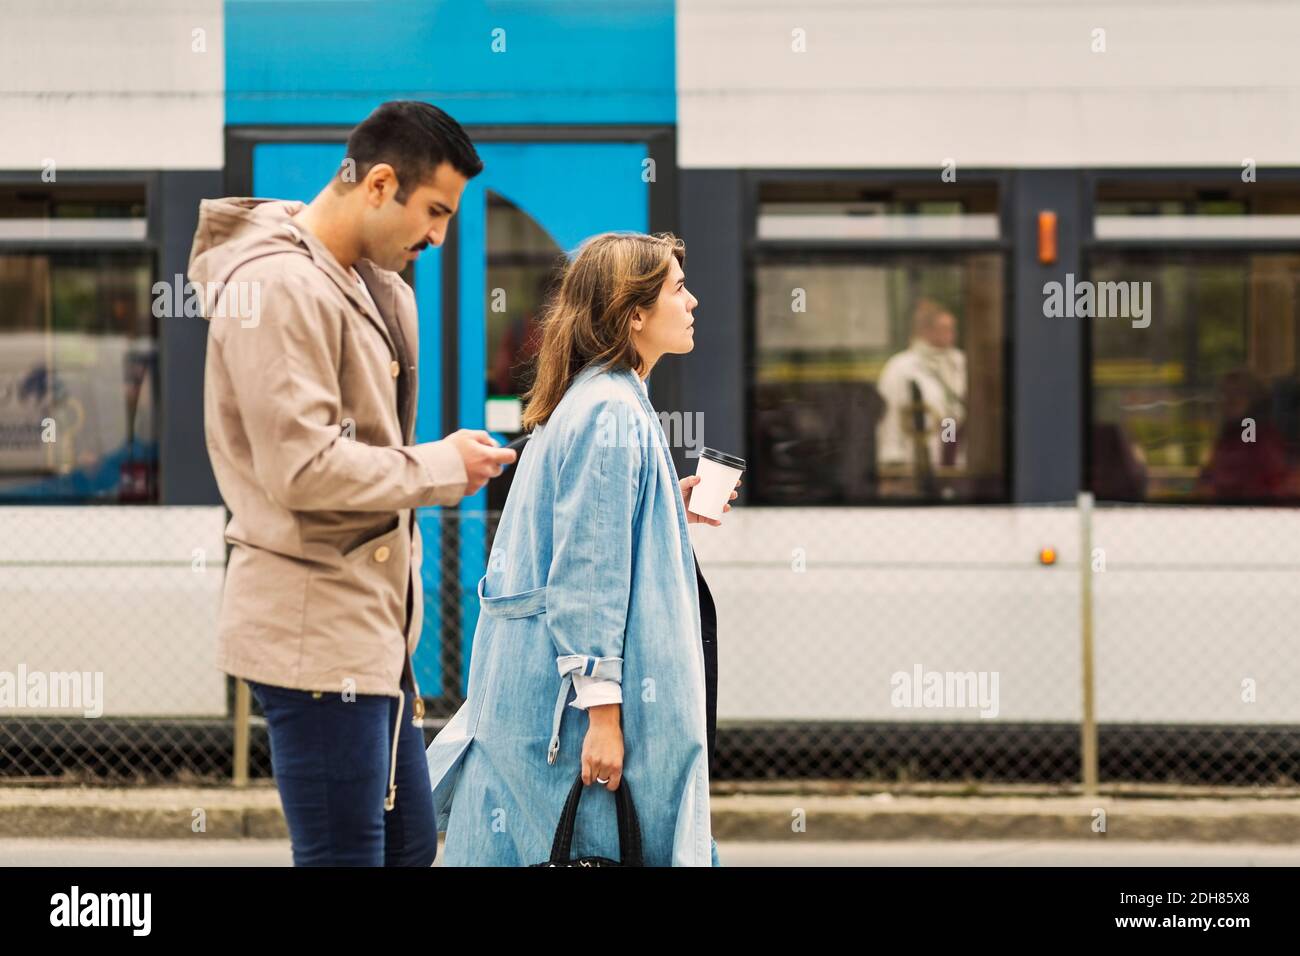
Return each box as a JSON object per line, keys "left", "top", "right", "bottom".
{"left": 1197, "top": 368, "right": 1290, "bottom": 500}
{"left": 875, "top": 298, "right": 967, "bottom": 492}
{"left": 1090, "top": 422, "right": 1148, "bottom": 501}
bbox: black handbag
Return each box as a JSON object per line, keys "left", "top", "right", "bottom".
{"left": 531, "top": 773, "right": 644, "bottom": 867}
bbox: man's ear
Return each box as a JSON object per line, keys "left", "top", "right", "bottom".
{"left": 362, "top": 163, "right": 398, "bottom": 206}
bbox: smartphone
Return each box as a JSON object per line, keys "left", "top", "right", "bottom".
{"left": 492, "top": 433, "right": 531, "bottom": 480}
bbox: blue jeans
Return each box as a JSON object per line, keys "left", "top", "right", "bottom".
{"left": 250, "top": 681, "right": 437, "bottom": 867}
{"left": 711, "top": 836, "right": 721, "bottom": 867}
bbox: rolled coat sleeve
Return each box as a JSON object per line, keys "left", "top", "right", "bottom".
{"left": 544, "top": 398, "right": 642, "bottom": 692}
{"left": 571, "top": 674, "right": 623, "bottom": 709}
{"left": 213, "top": 266, "right": 467, "bottom": 511}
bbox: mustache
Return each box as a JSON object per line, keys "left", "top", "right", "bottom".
{"left": 407, "top": 240, "right": 429, "bottom": 253}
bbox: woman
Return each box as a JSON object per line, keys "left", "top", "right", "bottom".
{"left": 426, "top": 231, "right": 737, "bottom": 866}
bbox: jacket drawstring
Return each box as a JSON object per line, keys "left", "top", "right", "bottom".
{"left": 384, "top": 690, "right": 404, "bottom": 811}
{"left": 387, "top": 517, "right": 423, "bottom": 810}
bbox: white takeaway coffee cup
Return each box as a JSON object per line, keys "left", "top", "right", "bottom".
{"left": 688, "top": 447, "right": 746, "bottom": 522}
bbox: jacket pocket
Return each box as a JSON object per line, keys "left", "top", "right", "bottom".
{"left": 341, "top": 514, "right": 401, "bottom": 560}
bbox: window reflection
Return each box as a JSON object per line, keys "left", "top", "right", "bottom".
{"left": 753, "top": 253, "right": 1005, "bottom": 503}
{"left": 0, "top": 250, "right": 157, "bottom": 503}
{"left": 1090, "top": 250, "right": 1300, "bottom": 502}
{"left": 483, "top": 191, "right": 563, "bottom": 511}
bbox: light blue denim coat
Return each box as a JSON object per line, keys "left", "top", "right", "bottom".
{"left": 426, "top": 362, "right": 713, "bottom": 866}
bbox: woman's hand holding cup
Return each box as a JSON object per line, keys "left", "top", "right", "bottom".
{"left": 683, "top": 447, "right": 746, "bottom": 526}
{"left": 681, "top": 475, "right": 740, "bottom": 526}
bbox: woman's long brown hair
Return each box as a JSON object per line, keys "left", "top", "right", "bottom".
{"left": 521, "top": 231, "right": 685, "bottom": 431}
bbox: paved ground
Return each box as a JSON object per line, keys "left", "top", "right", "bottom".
{"left": 12, "top": 791, "right": 1300, "bottom": 841}
{"left": 4, "top": 837, "right": 1300, "bottom": 867}
{"left": 8, "top": 787, "right": 1300, "bottom": 848}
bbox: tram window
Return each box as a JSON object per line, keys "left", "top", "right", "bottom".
{"left": 751, "top": 181, "right": 1006, "bottom": 505}
{"left": 0, "top": 185, "right": 157, "bottom": 503}
{"left": 1090, "top": 183, "right": 1300, "bottom": 503}
{"left": 758, "top": 180, "right": 1000, "bottom": 242}
{"left": 483, "top": 191, "right": 564, "bottom": 512}
{"left": 752, "top": 255, "right": 1007, "bottom": 505}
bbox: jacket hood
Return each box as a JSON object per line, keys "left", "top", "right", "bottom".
{"left": 187, "top": 197, "right": 408, "bottom": 331}
{"left": 187, "top": 198, "right": 313, "bottom": 319}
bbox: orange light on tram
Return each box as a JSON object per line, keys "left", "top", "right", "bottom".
{"left": 1038, "top": 211, "right": 1057, "bottom": 264}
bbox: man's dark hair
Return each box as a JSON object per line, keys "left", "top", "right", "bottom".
{"left": 342, "top": 101, "right": 483, "bottom": 202}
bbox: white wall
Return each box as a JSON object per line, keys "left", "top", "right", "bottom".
{"left": 677, "top": 0, "right": 1300, "bottom": 168}
{"left": 0, "top": 0, "right": 224, "bottom": 170}
{"left": 691, "top": 507, "right": 1300, "bottom": 724}
{"left": 0, "top": 507, "right": 228, "bottom": 717}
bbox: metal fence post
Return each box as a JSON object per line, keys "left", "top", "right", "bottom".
{"left": 233, "top": 678, "right": 251, "bottom": 788}
{"left": 1078, "top": 491, "right": 1099, "bottom": 795}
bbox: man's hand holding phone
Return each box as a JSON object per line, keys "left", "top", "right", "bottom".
{"left": 448, "top": 429, "right": 517, "bottom": 495}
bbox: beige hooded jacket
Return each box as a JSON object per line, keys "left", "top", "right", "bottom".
{"left": 190, "top": 198, "right": 467, "bottom": 712}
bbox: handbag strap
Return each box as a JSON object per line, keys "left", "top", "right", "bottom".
{"left": 547, "top": 773, "right": 644, "bottom": 866}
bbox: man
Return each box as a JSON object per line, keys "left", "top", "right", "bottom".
{"left": 875, "top": 298, "right": 968, "bottom": 491}
{"left": 189, "top": 101, "right": 515, "bottom": 866}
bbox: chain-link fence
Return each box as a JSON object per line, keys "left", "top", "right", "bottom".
{"left": 0, "top": 506, "right": 233, "bottom": 783}
{"left": 697, "top": 502, "right": 1086, "bottom": 785}
{"left": 1089, "top": 503, "right": 1300, "bottom": 787}
{"left": 697, "top": 498, "right": 1300, "bottom": 789}
{"left": 3, "top": 500, "right": 1299, "bottom": 790}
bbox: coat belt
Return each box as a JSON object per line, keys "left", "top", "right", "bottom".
{"left": 476, "top": 576, "right": 548, "bottom": 618}
{"left": 548, "top": 654, "right": 623, "bottom": 765}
